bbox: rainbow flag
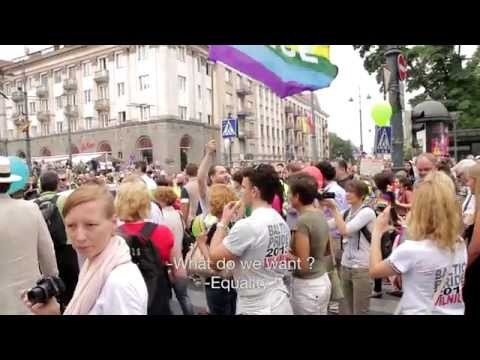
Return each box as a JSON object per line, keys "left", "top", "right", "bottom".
{"left": 209, "top": 45, "right": 338, "bottom": 98}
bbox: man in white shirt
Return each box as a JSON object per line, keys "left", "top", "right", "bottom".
{"left": 209, "top": 164, "right": 293, "bottom": 315}
{"left": 135, "top": 160, "right": 157, "bottom": 191}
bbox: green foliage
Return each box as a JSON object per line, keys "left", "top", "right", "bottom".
{"left": 329, "top": 132, "right": 357, "bottom": 161}
{"left": 353, "top": 45, "right": 480, "bottom": 129}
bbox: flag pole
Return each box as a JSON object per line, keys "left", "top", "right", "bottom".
{"left": 310, "top": 91, "right": 319, "bottom": 163}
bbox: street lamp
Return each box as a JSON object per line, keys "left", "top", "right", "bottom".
{"left": 349, "top": 89, "right": 371, "bottom": 153}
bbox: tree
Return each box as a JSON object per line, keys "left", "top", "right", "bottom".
{"left": 353, "top": 45, "right": 480, "bottom": 129}
{"left": 329, "top": 132, "right": 356, "bottom": 161}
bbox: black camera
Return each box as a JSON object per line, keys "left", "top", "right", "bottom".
{"left": 317, "top": 191, "right": 336, "bottom": 201}
{"left": 27, "top": 276, "right": 65, "bottom": 305}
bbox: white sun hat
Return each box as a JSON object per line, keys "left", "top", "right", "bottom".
{"left": 0, "top": 156, "right": 22, "bottom": 183}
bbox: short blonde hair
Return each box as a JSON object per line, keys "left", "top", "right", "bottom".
{"left": 207, "top": 184, "right": 238, "bottom": 218}
{"left": 63, "top": 184, "right": 114, "bottom": 219}
{"left": 115, "top": 180, "right": 151, "bottom": 222}
{"left": 407, "top": 171, "right": 461, "bottom": 250}
{"left": 154, "top": 186, "right": 177, "bottom": 206}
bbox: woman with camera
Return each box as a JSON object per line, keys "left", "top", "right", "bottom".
{"left": 322, "top": 180, "right": 376, "bottom": 315}
{"left": 369, "top": 171, "right": 466, "bottom": 315}
{"left": 23, "top": 184, "right": 148, "bottom": 315}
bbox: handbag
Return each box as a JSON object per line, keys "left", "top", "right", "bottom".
{"left": 179, "top": 211, "right": 196, "bottom": 260}
{"left": 325, "top": 236, "right": 344, "bottom": 301}
{"left": 184, "top": 220, "right": 233, "bottom": 279}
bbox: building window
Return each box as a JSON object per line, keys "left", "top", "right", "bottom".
{"left": 118, "top": 111, "right": 126, "bottom": 122}
{"left": 140, "top": 106, "right": 150, "bottom": 121}
{"left": 40, "top": 74, "right": 48, "bottom": 86}
{"left": 178, "top": 106, "right": 187, "bottom": 120}
{"left": 40, "top": 99, "right": 48, "bottom": 111}
{"left": 137, "top": 45, "right": 147, "bottom": 61}
{"left": 56, "top": 122, "right": 63, "bottom": 133}
{"left": 260, "top": 125, "right": 264, "bottom": 137}
{"left": 198, "top": 112, "right": 202, "bottom": 121}
{"left": 67, "top": 66, "right": 76, "bottom": 80}
{"left": 82, "top": 62, "right": 91, "bottom": 77}
{"left": 117, "top": 82, "right": 125, "bottom": 97}
{"left": 84, "top": 90, "right": 92, "bottom": 104}
{"left": 29, "top": 102, "right": 36, "bottom": 114}
{"left": 67, "top": 94, "right": 77, "bottom": 106}
{"left": 197, "top": 57, "right": 202, "bottom": 72}
{"left": 101, "top": 113, "right": 110, "bottom": 127}
{"left": 40, "top": 124, "right": 49, "bottom": 136}
{"left": 98, "top": 57, "right": 107, "bottom": 70}
{"left": 237, "top": 74, "right": 242, "bottom": 87}
{"left": 98, "top": 85, "right": 108, "bottom": 99}
{"left": 207, "top": 114, "right": 212, "bottom": 125}
{"left": 206, "top": 62, "right": 211, "bottom": 76}
{"left": 207, "top": 88, "right": 212, "bottom": 102}
{"left": 54, "top": 70, "right": 62, "bottom": 84}
{"left": 178, "top": 76, "right": 186, "bottom": 92}
{"left": 139, "top": 75, "right": 150, "bottom": 91}
{"left": 28, "top": 77, "right": 34, "bottom": 90}
{"left": 177, "top": 46, "right": 186, "bottom": 62}
{"left": 225, "top": 69, "right": 232, "bottom": 83}
{"left": 226, "top": 93, "right": 232, "bottom": 106}
{"left": 4, "top": 83, "right": 11, "bottom": 96}
{"left": 116, "top": 53, "right": 125, "bottom": 68}
{"left": 55, "top": 96, "right": 62, "bottom": 110}
{"left": 30, "top": 125, "right": 37, "bottom": 137}
{"left": 248, "top": 101, "right": 253, "bottom": 110}
{"left": 197, "top": 85, "right": 202, "bottom": 99}
{"left": 85, "top": 117, "right": 93, "bottom": 129}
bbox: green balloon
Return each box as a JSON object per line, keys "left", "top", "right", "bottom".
{"left": 371, "top": 102, "right": 392, "bottom": 127}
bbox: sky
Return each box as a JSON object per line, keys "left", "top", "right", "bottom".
{"left": 1, "top": 44, "right": 478, "bottom": 152}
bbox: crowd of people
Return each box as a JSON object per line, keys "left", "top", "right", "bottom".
{"left": 1, "top": 141, "right": 479, "bottom": 316}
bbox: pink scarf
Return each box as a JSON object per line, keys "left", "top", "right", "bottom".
{"left": 64, "top": 235, "right": 131, "bottom": 315}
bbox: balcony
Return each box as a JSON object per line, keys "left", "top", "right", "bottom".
{"left": 64, "top": 104, "right": 79, "bottom": 118}
{"left": 237, "top": 108, "right": 254, "bottom": 118}
{"left": 94, "top": 69, "right": 109, "bottom": 83}
{"left": 11, "top": 90, "right": 24, "bottom": 103}
{"left": 236, "top": 82, "right": 253, "bottom": 96}
{"left": 95, "top": 98, "right": 110, "bottom": 112}
{"left": 294, "top": 122, "right": 303, "bottom": 132}
{"left": 36, "top": 111, "right": 51, "bottom": 123}
{"left": 63, "top": 79, "right": 77, "bottom": 92}
{"left": 36, "top": 85, "right": 48, "bottom": 98}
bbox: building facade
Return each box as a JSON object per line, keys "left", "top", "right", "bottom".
{"left": 0, "top": 45, "right": 329, "bottom": 171}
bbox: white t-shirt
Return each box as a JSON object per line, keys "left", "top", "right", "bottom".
{"left": 387, "top": 239, "right": 467, "bottom": 315}
{"left": 328, "top": 206, "right": 376, "bottom": 269}
{"left": 141, "top": 174, "right": 157, "bottom": 191}
{"left": 88, "top": 262, "right": 148, "bottom": 315}
{"left": 223, "top": 207, "right": 291, "bottom": 314}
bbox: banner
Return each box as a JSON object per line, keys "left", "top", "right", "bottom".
{"left": 209, "top": 45, "right": 338, "bottom": 98}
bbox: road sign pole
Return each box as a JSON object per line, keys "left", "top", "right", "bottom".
{"left": 385, "top": 45, "right": 404, "bottom": 170}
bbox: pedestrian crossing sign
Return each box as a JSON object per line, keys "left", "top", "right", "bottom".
{"left": 374, "top": 126, "right": 392, "bottom": 154}
{"left": 222, "top": 118, "right": 238, "bottom": 138}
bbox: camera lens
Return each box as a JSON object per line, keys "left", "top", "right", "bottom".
{"left": 27, "top": 287, "right": 47, "bottom": 305}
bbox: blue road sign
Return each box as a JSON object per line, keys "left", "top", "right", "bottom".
{"left": 374, "top": 126, "right": 392, "bottom": 154}
{"left": 222, "top": 118, "right": 238, "bottom": 138}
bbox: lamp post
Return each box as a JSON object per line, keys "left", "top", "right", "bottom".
{"left": 349, "top": 87, "right": 371, "bottom": 154}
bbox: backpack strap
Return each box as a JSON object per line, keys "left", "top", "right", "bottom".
{"left": 140, "top": 222, "right": 157, "bottom": 241}
{"left": 340, "top": 209, "right": 350, "bottom": 251}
